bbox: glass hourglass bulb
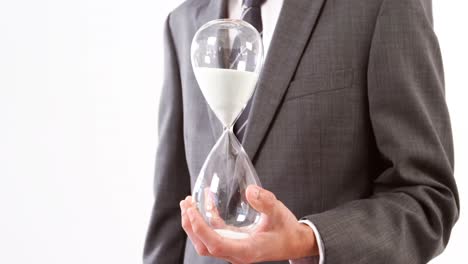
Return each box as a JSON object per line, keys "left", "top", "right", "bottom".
{"left": 191, "top": 19, "right": 264, "bottom": 239}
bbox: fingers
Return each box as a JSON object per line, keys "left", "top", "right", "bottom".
{"left": 180, "top": 196, "right": 256, "bottom": 263}
{"left": 186, "top": 205, "right": 252, "bottom": 260}
{"left": 180, "top": 197, "right": 210, "bottom": 256}
{"left": 186, "top": 207, "right": 226, "bottom": 255}
{"left": 245, "top": 185, "right": 278, "bottom": 216}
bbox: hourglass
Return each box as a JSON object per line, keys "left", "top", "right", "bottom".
{"left": 190, "top": 19, "right": 264, "bottom": 239}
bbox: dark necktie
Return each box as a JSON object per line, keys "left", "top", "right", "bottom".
{"left": 234, "top": 0, "right": 265, "bottom": 142}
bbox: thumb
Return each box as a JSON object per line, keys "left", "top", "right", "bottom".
{"left": 246, "top": 185, "right": 277, "bottom": 216}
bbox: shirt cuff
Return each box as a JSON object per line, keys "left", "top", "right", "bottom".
{"left": 288, "top": 219, "right": 325, "bottom": 264}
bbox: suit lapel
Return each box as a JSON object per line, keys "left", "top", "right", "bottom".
{"left": 243, "top": 0, "right": 326, "bottom": 160}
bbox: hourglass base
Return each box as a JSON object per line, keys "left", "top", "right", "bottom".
{"left": 214, "top": 229, "right": 249, "bottom": 239}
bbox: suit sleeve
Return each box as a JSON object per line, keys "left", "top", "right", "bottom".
{"left": 143, "top": 13, "right": 191, "bottom": 264}
{"left": 302, "top": 0, "right": 460, "bottom": 263}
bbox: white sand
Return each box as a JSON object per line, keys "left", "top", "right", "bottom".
{"left": 194, "top": 68, "right": 258, "bottom": 127}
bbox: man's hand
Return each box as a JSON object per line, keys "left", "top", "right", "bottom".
{"left": 179, "top": 185, "right": 319, "bottom": 263}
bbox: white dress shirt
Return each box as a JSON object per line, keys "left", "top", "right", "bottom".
{"left": 228, "top": 1, "right": 325, "bottom": 263}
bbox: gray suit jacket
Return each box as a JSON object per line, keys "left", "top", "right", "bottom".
{"left": 143, "top": 0, "right": 460, "bottom": 263}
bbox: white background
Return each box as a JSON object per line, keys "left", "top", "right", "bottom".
{"left": 0, "top": 1, "right": 466, "bottom": 263}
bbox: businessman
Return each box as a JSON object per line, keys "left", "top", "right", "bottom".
{"left": 144, "top": 0, "right": 460, "bottom": 263}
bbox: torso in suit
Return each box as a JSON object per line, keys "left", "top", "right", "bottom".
{"left": 144, "top": 0, "right": 459, "bottom": 263}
